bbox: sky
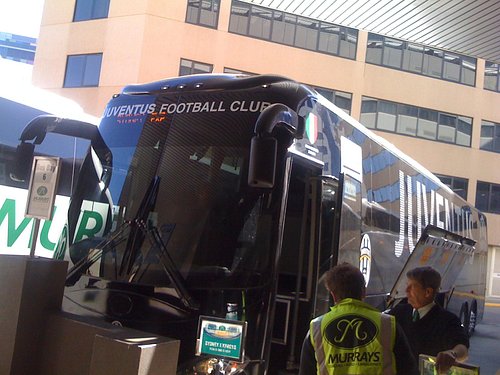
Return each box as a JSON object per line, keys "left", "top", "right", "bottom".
{"left": 0, "top": 0, "right": 45, "bottom": 37}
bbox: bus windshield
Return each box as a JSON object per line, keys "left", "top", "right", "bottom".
{"left": 68, "top": 93, "right": 273, "bottom": 291}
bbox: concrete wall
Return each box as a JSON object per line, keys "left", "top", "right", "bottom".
{"left": 0, "top": 255, "right": 180, "bottom": 375}
{"left": 0, "top": 255, "right": 67, "bottom": 375}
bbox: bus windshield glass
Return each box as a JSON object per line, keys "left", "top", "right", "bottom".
{"left": 69, "top": 93, "right": 273, "bottom": 290}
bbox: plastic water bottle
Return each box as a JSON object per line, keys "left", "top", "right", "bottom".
{"left": 226, "top": 303, "right": 238, "bottom": 320}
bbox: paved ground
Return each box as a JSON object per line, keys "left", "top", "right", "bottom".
{"left": 467, "top": 300, "right": 500, "bottom": 375}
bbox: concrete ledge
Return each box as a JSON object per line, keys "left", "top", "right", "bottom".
{"left": 90, "top": 333, "right": 180, "bottom": 375}
{"left": 39, "top": 312, "right": 180, "bottom": 375}
{"left": 0, "top": 255, "right": 67, "bottom": 375}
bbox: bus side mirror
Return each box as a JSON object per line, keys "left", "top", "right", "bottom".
{"left": 9, "top": 142, "right": 35, "bottom": 182}
{"left": 248, "top": 135, "right": 277, "bottom": 188}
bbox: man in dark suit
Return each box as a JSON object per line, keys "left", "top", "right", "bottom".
{"left": 389, "top": 266, "right": 469, "bottom": 374}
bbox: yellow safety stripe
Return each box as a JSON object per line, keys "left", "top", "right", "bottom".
{"left": 311, "top": 316, "right": 329, "bottom": 375}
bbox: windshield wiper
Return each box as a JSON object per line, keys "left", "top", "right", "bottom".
{"left": 133, "top": 224, "right": 199, "bottom": 310}
{"left": 119, "top": 175, "right": 161, "bottom": 275}
{"left": 66, "top": 176, "right": 198, "bottom": 310}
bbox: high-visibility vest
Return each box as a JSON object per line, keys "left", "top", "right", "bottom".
{"left": 310, "top": 298, "right": 396, "bottom": 375}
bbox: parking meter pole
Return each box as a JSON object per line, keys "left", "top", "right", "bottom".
{"left": 29, "top": 218, "right": 41, "bottom": 257}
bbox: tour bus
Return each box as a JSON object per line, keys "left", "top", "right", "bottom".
{"left": 11, "top": 74, "right": 487, "bottom": 374}
{"left": 0, "top": 80, "right": 98, "bottom": 258}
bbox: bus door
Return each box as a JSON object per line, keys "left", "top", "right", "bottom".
{"left": 270, "top": 156, "right": 340, "bottom": 372}
{"left": 336, "top": 173, "right": 363, "bottom": 267}
{"left": 312, "top": 176, "right": 341, "bottom": 318}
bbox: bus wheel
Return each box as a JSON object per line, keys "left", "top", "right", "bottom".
{"left": 468, "top": 300, "right": 478, "bottom": 337}
{"left": 459, "top": 302, "right": 469, "bottom": 335}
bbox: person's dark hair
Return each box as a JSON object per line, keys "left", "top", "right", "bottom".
{"left": 323, "top": 262, "right": 366, "bottom": 301}
{"left": 406, "top": 266, "right": 441, "bottom": 296}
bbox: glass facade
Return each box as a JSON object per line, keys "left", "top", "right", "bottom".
{"left": 73, "top": 0, "right": 110, "bottom": 22}
{"left": 63, "top": 53, "right": 103, "bottom": 88}
{"left": 366, "top": 33, "right": 476, "bottom": 86}
{"left": 436, "top": 174, "right": 468, "bottom": 200}
{"left": 228, "top": 1, "right": 357, "bottom": 59}
{"left": 476, "top": 181, "right": 500, "bottom": 214}
{"left": 0, "top": 32, "right": 36, "bottom": 64}
{"left": 186, "top": 0, "right": 220, "bottom": 29}
{"left": 480, "top": 120, "right": 500, "bottom": 153}
{"left": 179, "top": 58, "right": 213, "bottom": 76}
{"left": 360, "top": 97, "right": 472, "bottom": 147}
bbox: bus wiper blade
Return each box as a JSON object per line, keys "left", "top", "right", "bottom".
{"left": 119, "top": 176, "right": 161, "bottom": 276}
{"left": 141, "top": 226, "right": 199, "bottom": 310}
{"left": 65, "top": 228, "right": 127, "bottom": 286}
{"left": 117, "top": 175, "right": 198, "bottom": 310}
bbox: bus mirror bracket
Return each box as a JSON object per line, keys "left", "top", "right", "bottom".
{"left": 10, "top": 114, "right": 111, "bottom": 182}
{"left": 9, "top": 142, "right": 35, "bottom": 182}
{"left": 248, "top": 103, "right": 303, "bottom": 188}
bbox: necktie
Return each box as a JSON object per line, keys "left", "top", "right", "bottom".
{"left": 412, "top": 309, "right": 420, "bottom": 322}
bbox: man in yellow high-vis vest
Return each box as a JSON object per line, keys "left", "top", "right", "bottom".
{"left": 299, "top": 263, "right": 417, "bottom": 375}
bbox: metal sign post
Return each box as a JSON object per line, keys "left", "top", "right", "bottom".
{"left": 25, "top": 156, "right": 61, "bottom": 257}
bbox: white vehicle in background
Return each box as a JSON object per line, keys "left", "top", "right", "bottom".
{"left": 0, "top": 67, "right": 98, "bottom": 258}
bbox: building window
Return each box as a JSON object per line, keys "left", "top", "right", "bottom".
{"left": 484, "top": 61, "right": 500, "bottom": 92}
{"left": 460, "top": 56, "right": 476, "bottom": 86}
{"left": 223, "top": 67, "right": 256, "bottom": 75}
{"left": 312, "top": 86, "right": 352, "bottom": 114}
{"left": 383, "top": 38, "right": 404, "bottom": 69}
{"left": 179, "top": 58, "right": 213, "bottom": 76}
{"left": 366, "top": 33, "right": 476, "bottom": 86}
{"left": 360, "top": 97, "right": 472, "bottom": 147}
{"left": 480, "top": 120, "right": 500, "bottom": 153}
{"left": 229, "top": 2, "right": 250, "bottom": 34}
{"left": 402, "top": 42, "right": 424, "bottom": 73}
{"left": 271, "top": 12, "right": 296, "bottom": 46}
{"left": 476, "top": 181, "right": 500, "bottom": 214}
{"left": 294, "top": 16, "right": 319, "bottom": 51}
{"left": 63, "top": 53, "right": 102, "bottom": 88}
{"left": 73, "top": 0, "right": 110, "bottom": 22}
{"left": 396, "top": 104, "right": 418, "bottom": 136}
{"left": 435, "top": 174, "right": 468, "bottom": 200}
{"left": 186, "top": 0, "right": 220, "bottom": 29}
{"left": 365, "top": 33, "right": 383, "bottom": 65}
{"left": 228, "top": 0, "right": 357, "bottom": 60}
{"left": 249, "top": 7, "right": 273, "bottom": 39}
{"left": 422, "top": 47, "right": 443, "bottom": 79}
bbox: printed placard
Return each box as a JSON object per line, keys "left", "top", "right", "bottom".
{"left": 25, "top": 156, "right": 61, "bottom": 220}
{"left": 419, "top": 355, "right": 479, "bottom": 375}
{"left": 196, "top": 316, "right": 247, "bottom": 362}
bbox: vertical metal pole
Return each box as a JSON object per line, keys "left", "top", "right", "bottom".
{"left": 29, "top": 218, "right": 41, "bottom": 257}
{"left": 286, "top": 180, "right": 310, "bottom": 370}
